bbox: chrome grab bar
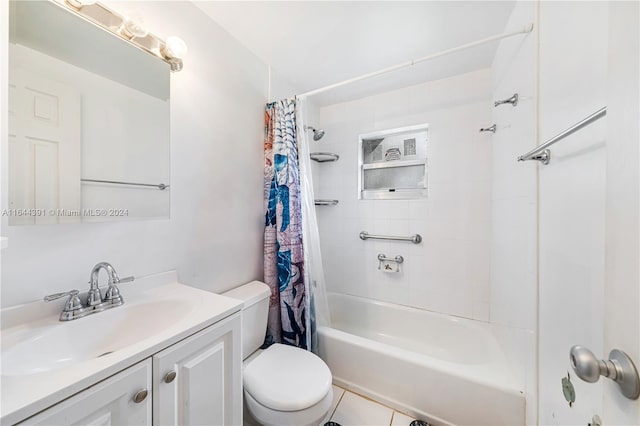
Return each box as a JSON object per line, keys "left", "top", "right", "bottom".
{"left": 359, "top": 231, "right": 422, "bottom": 244}
{"left": 81, "top": 179, "right": 169, "bottom": 190}
{"left": 518, "top": 107, "right": 607, "bottom": 165}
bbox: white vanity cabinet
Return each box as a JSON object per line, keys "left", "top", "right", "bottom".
{"left": 17, "top": 313, "right": 242, "bottom": 426}
{"left": 153, "top": 313, "right": 242, "bottom": 426}
{"left": 20, "top": 360, "right": 153, "bottom": 425}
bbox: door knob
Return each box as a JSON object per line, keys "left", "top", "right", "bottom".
{"left": 569, "top": 345, "right": 640, "bottom": 400}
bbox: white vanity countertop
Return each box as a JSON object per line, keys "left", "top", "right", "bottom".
{"left": 0, "top": 271, "right": 243, "bottom": 424}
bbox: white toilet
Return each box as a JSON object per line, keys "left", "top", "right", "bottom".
{"left": 224, "top": 281, "right": 333, "bottom": 426}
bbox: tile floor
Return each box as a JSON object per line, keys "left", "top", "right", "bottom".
{"left": 323, "top": 385, "right": 418, "bottom": 426}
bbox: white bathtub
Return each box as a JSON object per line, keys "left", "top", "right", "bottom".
{"left": 317, "top": 293, "right": 525, "bottom": 426}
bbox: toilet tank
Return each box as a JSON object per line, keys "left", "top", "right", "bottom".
{"left": 223, "top": 281, "right": 271, "bottom": 360}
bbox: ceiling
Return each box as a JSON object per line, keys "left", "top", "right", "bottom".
{"left": 195, "top": 1, "right": 516, "bottom": 105}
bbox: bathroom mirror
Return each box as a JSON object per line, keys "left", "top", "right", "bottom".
{"left": 7, "top": 0, "right": 170, "bottom": 225}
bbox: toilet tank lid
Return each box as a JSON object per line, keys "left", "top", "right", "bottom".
{"left": 222, "top": 281, "right": 271, "bottom": 308}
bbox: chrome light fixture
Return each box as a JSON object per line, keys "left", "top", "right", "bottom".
{"left": 62, "top": 0, "right": 186, "bottom": 72}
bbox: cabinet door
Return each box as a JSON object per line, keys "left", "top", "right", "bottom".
{"left": 153, "top": 313, "right": 242, "bottom": 426}
{"left": 20, "top": 360, "right": 152, "bottom": 425}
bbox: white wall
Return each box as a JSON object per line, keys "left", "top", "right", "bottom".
{"left": 538, "top": 2, "right": 608, "bottom": 425}
{"left": 314, "top": 69, "right": 493, "bottom": 321}
{"left": 1, "top": 1, "right": 268, "bottom": 307}
{"left": 489, "top": 1, "right": 538, "bottom": 424}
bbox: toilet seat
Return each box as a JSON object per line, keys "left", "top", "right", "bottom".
{"left": 243, "top": 343, "right": 333, "bottom": 411}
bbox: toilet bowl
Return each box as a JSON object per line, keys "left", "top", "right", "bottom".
{"left": 224, "top": 281, "right": 333, "bottom": 426}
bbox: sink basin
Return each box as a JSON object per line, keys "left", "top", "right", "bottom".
{"left": 2, "top": 299, "right": 192, "bottom": 376}
{"left": 1, "top": 272, "right": 243, "bottom": 425}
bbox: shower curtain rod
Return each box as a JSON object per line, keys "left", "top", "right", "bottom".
{"left": 298, "top": 23, "right": 534, "bottom": 98}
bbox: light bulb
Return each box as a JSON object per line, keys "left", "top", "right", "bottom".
{"left": 121, "top": 14, "right": 149, "bottom": 39}
{"left": 163, "top": 36, "right": 188, "bottom": 60}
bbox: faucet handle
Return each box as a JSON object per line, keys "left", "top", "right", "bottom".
{"left": 44, "top": 289, "right": 79, "bottom": 302}
{"left": 116, "top": 276, "right": 135, "bottom": 284}
{"left": 103, "top": 276, "right": 133, "bottom": 305}
{"left": 44, "top": 290, "right": 83, "bottom": 311}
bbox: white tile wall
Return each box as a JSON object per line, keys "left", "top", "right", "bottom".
{"left": 315, "top": 69, "right": 493, "bottom": 321}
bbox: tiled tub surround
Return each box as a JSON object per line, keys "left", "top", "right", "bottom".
{"left": 318, "top": 293, "right": 525, "bottom": 426}
{"left": 313, "top": 69, "right": 493, "bottom": 322}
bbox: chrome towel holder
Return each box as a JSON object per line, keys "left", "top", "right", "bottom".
{"left": 81, "top": 178, "right": 169, "bottom": 190}
{"left": 518, "top": 106, "right": 607, "bottom": 165}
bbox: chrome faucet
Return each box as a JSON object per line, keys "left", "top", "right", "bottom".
{"left": 88, "top": 262, "right": 133, "bottom": 307}
{"left": 44, "top": 262, "right": 134, "bottom": 321}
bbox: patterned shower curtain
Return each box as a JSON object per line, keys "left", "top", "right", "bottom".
{"left": 263, "top": 98, "right": 309, "bottom": 350}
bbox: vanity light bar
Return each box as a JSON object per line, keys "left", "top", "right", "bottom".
{"left": 60, "top": 0, "right": 187, "bottom": 71}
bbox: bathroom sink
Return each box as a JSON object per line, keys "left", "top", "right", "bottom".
{"left": 0, "top": 271, "right": 243, "bottom": 425}
{"left": 1, "top": 299, "right": 192, "bottom": 376}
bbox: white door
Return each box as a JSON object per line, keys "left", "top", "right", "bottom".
{"left": 8, "top": 66, "right": 81, "bottom": 225}
{"left": 153, "top": 313, "right": 242, "bottom": 426}
{"left": 19, "top": 360, "right": 152, "bottom": 425}
{"left": 601, "top": 2, "right": 640, "bottom": 424}
{"left": 538, "top": 2, "right": 640, "bottom": 425}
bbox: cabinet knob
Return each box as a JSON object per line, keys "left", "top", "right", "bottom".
{"left": 133, "top": 388, "right": 148, "bottom": 403}
{"left": 164, "top": 370, "right": 177, "bottom": 384}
